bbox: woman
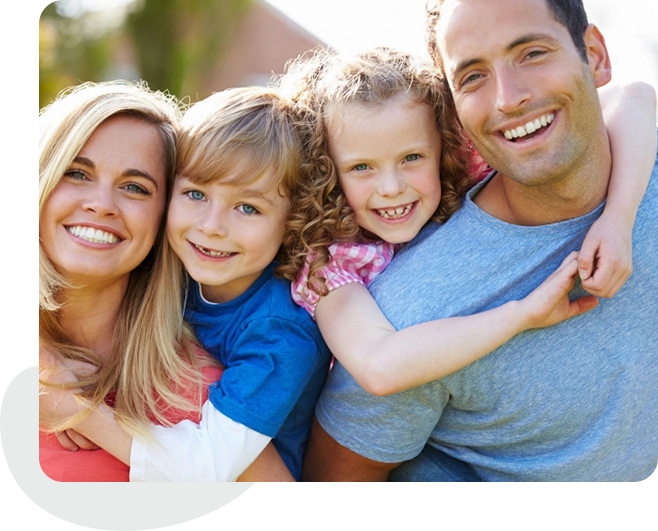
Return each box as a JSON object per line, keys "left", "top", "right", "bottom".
{"left": 38, "top": 81, "right": 291, "bottom": 482}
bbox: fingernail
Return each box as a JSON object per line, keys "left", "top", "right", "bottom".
{"left": 579, "top": 269, "right": 589, "bottom": 280}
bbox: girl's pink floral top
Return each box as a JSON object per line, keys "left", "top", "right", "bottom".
{"left": 291, "top": 145, "right": 492, "bottom": 318}
{"left": 291, "top": 241, "right": 399, "bottom": 318}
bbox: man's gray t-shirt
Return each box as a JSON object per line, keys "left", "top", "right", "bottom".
{"left": 315, "top": 141, "right": 658, "bottom": 481}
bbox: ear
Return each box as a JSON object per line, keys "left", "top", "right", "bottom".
{"left": 584, "top": 24, "right": 612, "bottom": 88}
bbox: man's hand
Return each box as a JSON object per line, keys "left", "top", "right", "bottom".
{"left": 578, "top": 214, "right": 633, "bottom": 298}
{"left": 521, "top": 252, "right": 599, "bottom": 329}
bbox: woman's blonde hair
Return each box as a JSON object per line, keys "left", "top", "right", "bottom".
{"left": 275, "top": 47, "right": 473, "bottom": 297}
{"left": 39, "top": 80, "right": 206, "bottom": 438}
{"left": 176, "top": 85, "right": 303, "bottom": 265}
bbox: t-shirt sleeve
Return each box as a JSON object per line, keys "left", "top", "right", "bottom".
{"left": 291, "top": 241, "right": 397, "bottom": 318}
{"left": 130, "top": 401, "right": 271, "bottom": 482}
{"left": 315, "top": 359, "right": 450, "bottom": 464}
{"left": 207, "top": 317, "right": 325, "bottom": 438}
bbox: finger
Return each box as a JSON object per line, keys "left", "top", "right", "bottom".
{"left": 568, "top": 296, "right": 599, "bottom": 318}
{"left": 603, "top": 273, "right": 630, "bottom": 299}
{"left": 55, "top": 431, "right": 79, "bottom": 452}
{"left": 577, "top": 242, "right": 597, "bottom": 281}
{"left": 582, "top": 260, "right": 615, "bottom": 296}
{"left": 66, "top": 429, "right": 99, "bottom": 451}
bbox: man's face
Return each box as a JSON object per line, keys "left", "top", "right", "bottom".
{"left": 435, "top": 0, "right": 610, "bottom": 188}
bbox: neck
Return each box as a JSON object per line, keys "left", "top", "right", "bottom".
{"left": 57, "top": 277, "right": 129, "bottom": 362}
{"left": 475, "top": 130, "right": 612, "bottom": 226}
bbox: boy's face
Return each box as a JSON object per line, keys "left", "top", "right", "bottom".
{"left": 167, "top": 169, "right": 290, "bottom": 303}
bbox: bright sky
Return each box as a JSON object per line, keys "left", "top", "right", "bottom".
{"left": 265, "top": 0, "right": 658, "bottom": 105}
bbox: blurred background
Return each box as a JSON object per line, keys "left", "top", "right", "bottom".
{"left": 39, "top": 0, "right": 658, "bottom": 119}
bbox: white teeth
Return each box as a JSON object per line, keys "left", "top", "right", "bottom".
{"left": 67, "top": 225, "right": 120, "bottom": 244}
{"left": 503, "top": 113, "right": 555, "bottom": 141}
{"left": 193, "top": 243, "right": 234, "bottom": 258}
{"left": 376, "top": 204, "right": 413, "bottom": 220}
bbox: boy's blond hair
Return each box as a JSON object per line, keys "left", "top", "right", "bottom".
{"left": 177, "top": 86, "right": 303, "bottom": 199}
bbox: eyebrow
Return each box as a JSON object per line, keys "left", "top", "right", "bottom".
{"left": 451, "top": 33, "right": 557, "bottom": 84}
{"left": 71, "top": 156, "right": 160, "bottom": 190}
{"left": 234, "top": 187, "right": 275, "bottom": 205}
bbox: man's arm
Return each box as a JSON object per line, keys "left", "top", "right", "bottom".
{"left": 301, "top": 417, "right": 401, "bottom": 481}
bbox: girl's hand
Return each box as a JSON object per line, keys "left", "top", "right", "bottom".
{"left": 577, "top": 215, "right": 633, "bottom": 298}
{"left": 55, "top": 429, "right": 100, "bottom": 452}
{"left": 521, "top": 252, "right": 599, "bottom": 329}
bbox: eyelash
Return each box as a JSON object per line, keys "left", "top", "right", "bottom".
{"left": 64, "top": 169, "right": 87, "bottom": 181}
{"left": 237, "top": 204, "right": 260, "bottom": 216}
{"left": 64, "top": 170, "right": 150, "bottom": 195}
{"left": 184, "top": 190, "right": 206, "bottom": 201}
{"left": 123, "top": 183, "right": 150, "bottom": 195}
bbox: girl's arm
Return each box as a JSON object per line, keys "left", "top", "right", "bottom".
{"left": 578, "top": 81, "right": 657, "bottom": 297}
{"left": 315, "top": 252, "right": 598, "bottom": 396}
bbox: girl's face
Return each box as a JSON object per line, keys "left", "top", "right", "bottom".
{"left": 327, "top": 96, "right": 443, "bottom": 244}
{"left": 167, "top": 169, "right": 291, "bottom": 304}
{"left": 39, "top": 115, "right": 167, "bottom": 287}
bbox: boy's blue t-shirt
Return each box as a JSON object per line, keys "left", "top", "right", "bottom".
{"left": 184, "top": 262, "right": 331, "bottom": 480}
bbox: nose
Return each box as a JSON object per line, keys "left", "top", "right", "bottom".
{"left": 377, "top": 168, "right": 407, "bottom": 198}
{"left": 198, "top": 202, "right": 229, "bottom": 238}
{"left": 82, "top": 183, "right": 118, "bottom": 217}
{"left": 494, "top": 65, "right": 531, "bottom": 114}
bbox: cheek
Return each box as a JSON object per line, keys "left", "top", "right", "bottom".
{"left": 339, "top": 178, "right": 367, "bottom": 210}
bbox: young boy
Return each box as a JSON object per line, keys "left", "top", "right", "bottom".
{"left": 42, "top": 87, "right": 331, "bottom": 482}
{"left": 157, "top": 86, "right": 331, "bottom": 480}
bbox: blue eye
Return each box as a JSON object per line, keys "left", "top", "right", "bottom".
{"left": 185, "top": 190, "right": 206, "bottom": 201}
{"left": 237, "top": 204, "right": 259, "bottom": 215}
{"left": 405, "top": 154, "right": 420, "bottom": 162}
{"left": 353, "top": 163, "right": 368, "bottom": 172}
{"left": 123, "top": 183, "right": 149, "bottom": 195}
{"left": 65, "top": 169, "right": 87, "bottom": 181}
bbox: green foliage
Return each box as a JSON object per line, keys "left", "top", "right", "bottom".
{"left": 39, "top": 0, "right": 253, "bottom": 108}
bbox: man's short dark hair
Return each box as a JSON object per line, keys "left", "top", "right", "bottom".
{"left": 425, "top": 0, "right": 590, "bottom": 74}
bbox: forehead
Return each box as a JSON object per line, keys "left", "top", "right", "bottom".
{"left": 435, "top": 0, "right": 569, "bottom": 73}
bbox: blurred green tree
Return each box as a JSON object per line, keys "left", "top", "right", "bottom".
{"left": 39, "top": 0, "right": 251, "bottom": 108}
{"left": 126, "top": 0, "right": 251, "bottom": 99}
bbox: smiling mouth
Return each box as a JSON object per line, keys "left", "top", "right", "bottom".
{"left": 192, "top": 242, "right": 236, "bottom": 258}
{"left": 502, "top": 113, "right": 554, "bottom": 142}
{"left": 66, "top": 225, "right": 121, "bottom": 244}
{"left": 374, "top": 203, "right": 416, "bottom": 220}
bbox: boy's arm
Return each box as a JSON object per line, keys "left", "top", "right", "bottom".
{"left": 579, "top": 81, "right": 657, "bottom": 296}
{"left": 40, "top": 360, "right": 273, "bottom": 481}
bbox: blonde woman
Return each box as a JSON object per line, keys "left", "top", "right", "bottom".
{"left": 39, "top": 81, "right": 290, "bottom": 482}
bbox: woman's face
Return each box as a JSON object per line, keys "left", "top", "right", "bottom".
{"left": 39, "top": 115, "right": 167, "bottom": 287}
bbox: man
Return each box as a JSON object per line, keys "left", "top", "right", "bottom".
{"left": 302, "top": 0, "right": 658, "bottom": 481}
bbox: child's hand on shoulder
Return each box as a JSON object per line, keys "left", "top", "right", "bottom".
{"left": 578, "top": 214, "right": 633, "bottom": 298}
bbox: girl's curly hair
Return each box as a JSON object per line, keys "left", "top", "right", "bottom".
{"left": 275, "top": 46, "right": 474, "bottom": 299}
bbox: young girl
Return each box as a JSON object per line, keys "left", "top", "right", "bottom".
{"left": 277, "top": 47, "right": 657, "bottom": 396}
